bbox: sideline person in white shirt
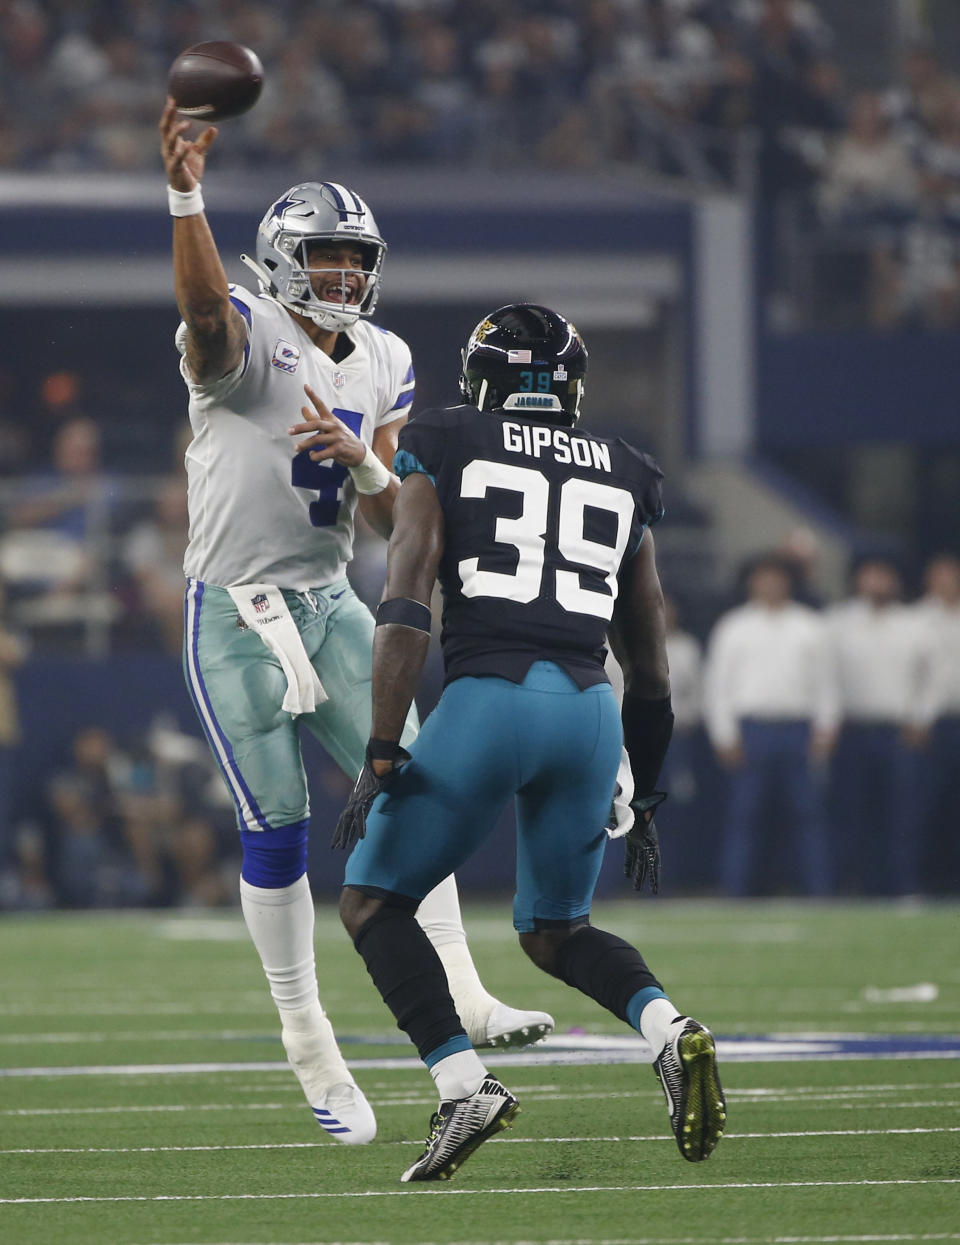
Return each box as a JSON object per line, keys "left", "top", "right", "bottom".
{"left": 911, "top": 552, "right": 960, "bottom": 891}
{"left": 703, "top": 555, "right": 838, "bottom": 896}
{"left": 824, "top": 555, "right": 934, "bottom": 895}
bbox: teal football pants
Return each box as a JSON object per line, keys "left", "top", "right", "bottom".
{"left": 344, "top": 661, "right": 622, "bottom": 931}
{"left": 183, "top": 577, "right": 418, "bottom": 835}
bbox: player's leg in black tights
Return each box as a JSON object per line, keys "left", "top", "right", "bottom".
{"left": 340, "top": 886, "right": 469, "bottom": 1060}
{"left": 520, "top": 922, "right": 664, "bottom": 1026}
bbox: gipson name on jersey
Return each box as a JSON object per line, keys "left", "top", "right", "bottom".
{"left": 502, "top": 420, "right": 611, "bottom": 473}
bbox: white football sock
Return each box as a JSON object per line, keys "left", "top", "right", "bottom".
{"left": 239, "top": 873, "right": 320, "bottom": 1012}
{"left": 239, "top": 873, "right": 353, "bottom": 1094}
{"left": 639, "top": 998, "right": 683, "bottom": 1055}
{"left": 429, "top": 1048, "right": 488, "bottom": 1102}
{"left": 415, "top": 872, "right": 471, "bottom": 947}
{"left": 416, "top": 873, "right": 497, "bottom": 1024}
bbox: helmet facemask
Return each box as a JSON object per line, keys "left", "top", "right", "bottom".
{"left": 241, "top": 182, "right": 387, "bottom": 332}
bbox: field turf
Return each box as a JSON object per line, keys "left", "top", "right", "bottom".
{"left": 1, "top": 899, "right": 958, "bottom": 1245}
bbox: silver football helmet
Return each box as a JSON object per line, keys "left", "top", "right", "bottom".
{"left": 240, "top": 182, "right": 386, "bottom": 331}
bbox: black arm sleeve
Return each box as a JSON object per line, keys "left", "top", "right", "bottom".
{"left": 621, "top": 692, "right": 674, "bottom": 796}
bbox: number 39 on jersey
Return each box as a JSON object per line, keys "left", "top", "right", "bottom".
{"left": 458, "top": 459, "right": 636, "bottom": 621}
{"left": 394, "top": 402, "right": 665, "bottom": 685}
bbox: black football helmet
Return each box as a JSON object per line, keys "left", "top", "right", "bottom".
{"left": 459, "top": 303, "right": 588, "bottom": 426}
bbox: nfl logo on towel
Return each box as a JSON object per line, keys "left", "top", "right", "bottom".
{"left": 251, "top": 593, "right": 269, "bottom": 614}
{"left": 271, "top": 340, "right": 301, "bottom": 373}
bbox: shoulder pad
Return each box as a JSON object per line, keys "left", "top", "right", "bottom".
{"left": 613, "top": 438, "right": 665, "bottom": 482}
{"left": 225, "top": 283, "right": 259, "bottom": 311}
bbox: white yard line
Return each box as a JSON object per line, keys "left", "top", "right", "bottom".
{"left": 730, "top": 1083, "right": 960, "bottom": 1095}
{"left": 1, "top": 1103, "right": 293, "bottom": 1117}
{"left": 4, "top": 1126, "right": 959, "bottom": 1156}
{"left": 6, "top": 1089, "right": 960, "bottom": 1118}
{"left": 0, "top": 998, "right": 268, "bottom": 1018}
{"left": 0, "top": 1030, "right": 277, "bottom": 1045}
{"left": 3, "top": 1177, "right": 959, "bottom": 1206}
{"left": 133, "top": 1236, "right": 960, "bottom": 1245}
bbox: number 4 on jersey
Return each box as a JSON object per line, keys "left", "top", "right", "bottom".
{"left": 291, "top": 407, "right": 365, "bottom": 527}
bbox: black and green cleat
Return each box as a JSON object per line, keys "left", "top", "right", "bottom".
{"left": 653, "top": 1017, "right": 727, "bottom": 1162}
{"left": 400, "top": 1076, "right": 520, "bottom": 1182}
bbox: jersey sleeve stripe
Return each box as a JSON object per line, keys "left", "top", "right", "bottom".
{"left": 393, "top": 448, "right": 436, "bottom": 485}
{"left": 626, "top": 521, "right": 648, "bottom": 561}
{"left": 229, "top": 294, "right": 253, "bottom": 327}
{"left": 390, "top": 389, "right": 416, "bottom": 412}
{"left": 403, "top": 364, "right": 415, "bottom": 384}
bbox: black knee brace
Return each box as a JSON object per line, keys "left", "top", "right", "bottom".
{"left": 554, "top": 925, "right": 662, "bottom": 1023}
{"left": 353, "top": 905, "right": 466, "bottom": 1061}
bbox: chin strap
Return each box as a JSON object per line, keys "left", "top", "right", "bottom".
{"left": 239, "top": 252, "right": 278, "bottom": 295}
{"left": 238, "top": 253, "right": 361, "bottom": 330}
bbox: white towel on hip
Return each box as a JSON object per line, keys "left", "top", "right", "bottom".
{"left": 227, "top": 583, "right": 328, "bottom": 717}
{"left": 606, "top": 744, "right": 636, "bottom": 839}
{"left": 602, "top": 650, "right": 634, "bottom": 839}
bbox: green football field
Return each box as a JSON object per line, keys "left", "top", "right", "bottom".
{"left": 1, "top": 899, "right": 958, "bottom": 1245}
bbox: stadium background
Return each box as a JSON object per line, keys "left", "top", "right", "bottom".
{"left": 1, "top": 0, "right": 959, "bottom": 909}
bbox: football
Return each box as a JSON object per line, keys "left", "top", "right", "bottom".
{"left": 168, "top": 41, "right": 264, "bottom": 122}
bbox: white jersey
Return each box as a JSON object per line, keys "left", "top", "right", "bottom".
{"left": 177, "top": 284, "right": 414, "bottom": 589}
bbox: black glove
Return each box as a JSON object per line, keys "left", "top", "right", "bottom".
{"left": 332, "top": 742, "right": 411, "bottom": 850}
{"left": 624, "top": 791, "right": 667, "bottom": 895}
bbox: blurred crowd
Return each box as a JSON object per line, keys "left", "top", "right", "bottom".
{"left": 0, "top": 0, "right": 836, "bottom": 177}
{"left": 2, "top": 716, "right": 242, "bottom": 910}
{"left": 0, "top": 399, "right": 190, "bottom": 653}
{"left": 808, "top": 43, "right": 960, "bottom": 329}
{"left": 4, "top": 1, "right": 960, "bottom": 324}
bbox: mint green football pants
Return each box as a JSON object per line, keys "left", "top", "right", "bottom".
{"left": 183, "top": 577, "right": 419, "bottom": 834}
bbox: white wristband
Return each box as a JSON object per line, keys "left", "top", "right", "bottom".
{"left": 168, "top": 183, "right": 204, "bottom": 217}
{"left": 349, "top": 444, "right": 392, "bottom": 495}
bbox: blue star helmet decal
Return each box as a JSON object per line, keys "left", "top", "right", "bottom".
{"left": 271, "top": 194, "right": 308, "bottom": 219}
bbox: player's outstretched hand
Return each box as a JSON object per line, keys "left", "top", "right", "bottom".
{"left": 333, "top": 747, "right": 411, "bottom": 850}
{"left": 624, "top": 791, "right": 667, "bottom": 895}
{"left": 160, "top": 97, "right": 217, "bottom": 191}
{"left": 288, "top": 385, "right": 366, "bottom": 467}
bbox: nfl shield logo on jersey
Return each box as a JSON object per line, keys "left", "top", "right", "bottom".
{"left": 333, "top": 369, "right": 346, "bottom": 389}
{"left": 271, "top": 340, "right": 301, "bottom": 373}
{"left": 251, "top": 593, "right": 269, "bottom": 614}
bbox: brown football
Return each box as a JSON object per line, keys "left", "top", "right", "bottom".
{"left": 168, "top": 41, "right": 264, "bottom": 122}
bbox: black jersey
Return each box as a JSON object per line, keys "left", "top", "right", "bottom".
{"left": 395, "top": 404, "right": 664, "bottom": 689}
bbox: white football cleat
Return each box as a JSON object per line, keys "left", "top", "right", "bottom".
{"left": 467, "top": 1000, "right": 554, "bottom": 1050}
{"left": 310, "top": 1082, "right": 377, "bottom": 1145}
{"left": 282, "top": 1016, "right": 377, "bottom": 1144}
